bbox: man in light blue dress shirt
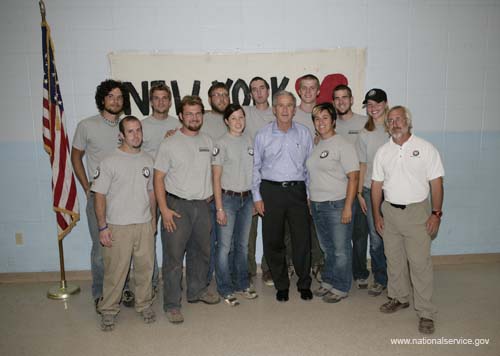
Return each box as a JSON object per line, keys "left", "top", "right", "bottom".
{"left": 252, "top": 90, "right": 314, "bottom": 302}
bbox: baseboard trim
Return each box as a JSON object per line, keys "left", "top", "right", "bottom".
{"left": 1, "top": 253, "right": 499, "bottom": 284}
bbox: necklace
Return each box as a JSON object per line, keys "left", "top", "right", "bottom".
{"left": 102, "top": 116, "right": 119, "bottom": 127}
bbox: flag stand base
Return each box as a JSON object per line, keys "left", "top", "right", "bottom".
{"left": 47, "top": 280, "right": 80, "bottom": 300}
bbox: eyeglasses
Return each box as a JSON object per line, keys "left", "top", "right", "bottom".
{"left": 211, "top": 93, "right": 229, "bottom": 98}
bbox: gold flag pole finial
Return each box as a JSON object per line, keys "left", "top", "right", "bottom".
{"left": 39, "top": 0, "right": 46, "bottom": 22}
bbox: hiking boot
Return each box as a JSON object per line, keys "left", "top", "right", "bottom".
{"left": 380, "top": 298, "right": 410, "bottom": 313}
{"left": 141, "top": 307, "right": 156, "bottom": 324}
{"left": 322, "top": 291, "right": 346, "bottom": 303}
{"left": 122, "top": 289, "right": 135, "bottom": 308}
{"left": 166, "top": 309, "right": 184, "bottom": 324}
{"left": 188, "top": 290, "right": 220, "bottom": 305}
{"left": 100, "top": 314, "right": 115, "bottom": 332}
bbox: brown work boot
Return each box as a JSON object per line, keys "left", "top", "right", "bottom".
{"left": 380, "top": 298, "right": 410, "bottom": 313}
{"left": 418, "top": 318, "right": 435, "bottom": 334}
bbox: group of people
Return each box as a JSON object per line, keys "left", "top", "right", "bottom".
{"left": 71, "top": 75, "right": 444, "bottom": 336}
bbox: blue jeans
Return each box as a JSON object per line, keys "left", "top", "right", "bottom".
{"left": 362, "top": 187, "right": 387, "bottom": 286}
{"left": 215, "top": 193, "right": 253, "bottom": 297}
{"left": 311, "top": 199, "right": 353, "bottom": 295}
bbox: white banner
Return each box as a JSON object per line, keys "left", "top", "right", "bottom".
{"left": 109, "top": 49, "right": 366, "bottom": 117}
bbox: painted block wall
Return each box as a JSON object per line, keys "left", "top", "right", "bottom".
{"left": 1, "top": 0, "right": 499, "bottom": 273}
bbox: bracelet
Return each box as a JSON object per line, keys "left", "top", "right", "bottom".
{"left": 216, "top": 208, "right": 224, "bottom": 212}
{"left": 98, "top": 224, "right": 108, "bottom": 232}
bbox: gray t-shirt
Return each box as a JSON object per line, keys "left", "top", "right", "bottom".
{"left": 141, "top": 115, "right": 181, "bottom": 158}
{"left": 212, "top": 133, "right": 254, "bottom": 192}
{"left": 72, "top": 114, "right": 121, "bottom": 182}
{"left": 201, "top": 111, "right": 227, "bottom": 141}
{"left": 91, "top": 148, "right": 153, "bottom": 225}
{"left": 356, "top": 123, "right": 389, "bottom": 188}
{"left": 336, "top": 113, "right": 367, "bottom": 145}
{"left": 294, "top": 107, "right": 316, "bottom": 138}
{"left": 154, "top": 131, "right": 213, "bottom": 200}
{"left": 243, "top": 105, "right": 275, "bottom": 141}
{"left": 306, "top": 134, "right": 359, "bottom": 202}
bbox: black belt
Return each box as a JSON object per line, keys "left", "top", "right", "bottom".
{"left": 262, "top": 180, "right": 304, "bottom": 188}
{"left": 222, "top": 189, "right": 251, "bottom": 198}
{"left": 390, "top": 203, "right": 407, "bottom": 210}
{"left": 167, "top": 192, "right": 187, "bottom": 201}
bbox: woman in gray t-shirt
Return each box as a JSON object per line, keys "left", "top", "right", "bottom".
{"left": 306, "top": 102, "right": 359, "bottom": 303}
{"left": 355, "top": 88, "right": 390, "bottom": 296}
{"left": 212, "top": 104, "right": 258, "bottom": 306}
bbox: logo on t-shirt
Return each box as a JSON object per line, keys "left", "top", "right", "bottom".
{"left": 212, "top": 147, "right": 220, "bottom": 156}
{"left": 200, "top": 147, "right": 210, "bottom": 153}
{"left": 142, "top": 167, "right": 150, "bottom": 178}
{"left": 320, "top": 150, "right": 329, "bottom": 159}
{"left": 348, "top": 130, "right": 360, "bottom": 135}
{"left": 412, "top": 150, "right": 420, "bottom": 157}
{"left": 93, "top": 167, "right": 100, "bottom": 179}
{"left": 248, "top": 147, "right": 254, "bottom": 156}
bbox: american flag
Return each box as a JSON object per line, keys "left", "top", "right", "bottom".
{"left": 42, "top": 18, "right": 79, "bottom": 240}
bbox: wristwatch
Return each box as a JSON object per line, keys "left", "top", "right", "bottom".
{"left": 431, "top": 210, "right": 443, "bottom": 218}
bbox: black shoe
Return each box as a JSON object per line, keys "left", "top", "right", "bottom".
{"left": 122, "top": 290, "right": 135, "bottom": 308}
{"left": 276, "top": 289, "right": 289, "bottom": 302}
{"left": 299, "top": 288, "right": 313, "bottom": 300}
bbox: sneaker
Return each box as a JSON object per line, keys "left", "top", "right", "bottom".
{"left": 356, "top": 278, "right": 369, "bottom": 289}
{"left": 188, "top": 290, "right": 221, "bottom": 305}
{"left": 223, "top": 294, "right": 240, "bottom": 307}
{"left": 236, "top": 288, "right": 258, "bottom": 299}
{"left": 380, "top": 298, "right": 410, "bottom": 313}
{"left": 100, "top": 314, "right": 115, "bottom": 332}
{"left": 368, "top": 283, "right": 386, "bottom": 296}
{"left": 94, "top": 297, "right": 102, "bottom": 314}
{"left": 418, "top": 318, "right": 435, "bottom": 334}
{"left": 166, "top": 309, "right": 184, "bottom": 324}
{"left": 312, "top": 264, "right": 323, "bottom": 283}
{"left": 313, "top": 286, "right": 331, "bottom": 297}
{"left": 141, "top": 307, "right": 156, "bottom": 324}
{"left": 322, "top": 291, "right": 346, "bottom": 303}
{"left": 122, "top": 289, "right": 135, "bottom": 308}
{"left": 262, "top": 271, "right": 274, "bottom": 286}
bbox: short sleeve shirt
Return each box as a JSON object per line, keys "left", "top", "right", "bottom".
{"left": 212, "top": 133, "right": 254, "bottom": 192}
{"left": 306, "top": 134, "right": 359, "bottom": 202}
{"left": 336, "top": 113, "right": 368, "bottom": 145}
{"left": 200, "top": 111, "right": 227, "bottom": 141}
{"left": 294, "top": 107, "right": 316, "bottom": 139}
{"left": 154, "top": 131, "right": 213, "bottom": 200}
{"left": 372, "top": 134, "right": 445, "bottom": 205}
{"left": 243, "top": 105, "right": 275, "bottom": 141}
{"left": 91, "top": 149, "right": 153, "bottom": 225}
{"left": 356, "top": 123, "right": 389, "bottom": 188}
{"left": 141, "top": 115, "right": 181, "bottom": 158}
{"left": 72, "top": 115, "right": 121, "bottom": 182}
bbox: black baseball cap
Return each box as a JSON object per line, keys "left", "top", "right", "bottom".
{"left": 362, "top": 88, "right": 387, "bottom": 105}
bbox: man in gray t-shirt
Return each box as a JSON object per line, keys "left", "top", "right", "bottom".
{"left": 71, "top": 79, "right": 127, "bottom": 310}
{"left": 332, "top": 84, "right": 370, "bottom": 289}
{"left": 142, "top": 83, "right": 180, "bottom": 158}
{"left": 154, "top": 95, "right": 220, "bottom": 324}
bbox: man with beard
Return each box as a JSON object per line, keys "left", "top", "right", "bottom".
{"left": 332, "top": 84, "right": 370, "bottom": 290}
{"left": 372, "top": 105, "right": 444, "bottom": 334}
{"left": 154, "top": 96, "right": 220, "bottom": 324}
{"left": 71, "top": 79, "right": 133, "bottom": 312}
{"left": 92, "top": 116, "right": 156, "bottom": 331}
{"left": 141, "top": 83, "right": 181, "bottom": 295}
{"left": 200, "top": 82, "right": 231, "bottom": 284}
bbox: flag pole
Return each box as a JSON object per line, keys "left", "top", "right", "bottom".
{"left": 39, "top": 0, "right": 80, "bottom": 300}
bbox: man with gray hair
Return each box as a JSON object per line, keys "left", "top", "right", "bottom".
{"left": 371, "top": 105, "right": 444, "bottom": 334}
{"left": 252, "top": 90, "right": 313, "bottom": 302}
